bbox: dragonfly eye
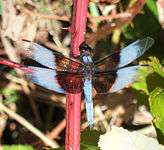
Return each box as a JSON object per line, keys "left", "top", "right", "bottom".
{"left": 79, "top": 42, "right": 92, "bottom": 54}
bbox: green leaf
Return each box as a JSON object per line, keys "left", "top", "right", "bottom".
{"left": 133, "top": 57, "right": 164, "bottom": 94}
{"left": 146, "top": 73, "right": 164, "bottom": 93}
{"left": 89, "top": 2, "right": 100, "bottom": 17}
{"left": 0, "top": 88, "right": 20, "bottom": 104}
{"left": 147, "top": 57, "right": 164, "bottom": 77}
{"left": 132, "top": 89, "right": 149, "bottom": 106}
{"left": 3, "top": 145, "right": 34, "bottom": 150}
{"left": 146, "top": 0, "right": 158, "bottom": 19}
{"left": 121, "top": 24, "right": 136, "bottom": 39}
{"left": 81, "top": 143, "right": 99, "bottom": 150}
{"left": 81, "top": 130, "right": 101, "bottom": 146}
{"left": 89, "top": 2, "right": 100, "bottom": 27}
{"left": 122, "top": 3, "right": 161, "bottom": 40}
{"left": 155, "top": 128, "right": 164, "bottom": 145}
{"left": 132, "top": 67, "right": 151, "bottom": 95}
{"left": 149, "top": 87, "right": 164, "bottom": 135}
{"left": 0, "top": 0, "right": 2, "bottom": 15}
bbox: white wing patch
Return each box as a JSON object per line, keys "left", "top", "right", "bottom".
{"left": 26, "top": 67, "right": 64, "bottom": 93}
{"left": 110, "top": 66, "right": 139, "bottom": 92}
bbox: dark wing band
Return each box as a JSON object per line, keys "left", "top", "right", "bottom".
{"left": 93, "top": 66, "right": 140, "bottom": 94}
{"left": 56, "top": 72, "right": 84, "bottom": 93}
{"left": 94, "top": 37, "right": 154, "bottom": 72}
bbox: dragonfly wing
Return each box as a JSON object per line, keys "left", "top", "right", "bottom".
{"left": 94, "top": 37, "right": 154, "bottom": 71}
{"left": 93, "top": 71, "right": 116, "bottom": 94}
{"left": 26, "top": 66, "right": 65, "bottom": 93}
{"left": 56, "top": 72, "right": 84, "bottom": 94}
{"left": 21, "top": 66, "right": 84, "bottom": 94}
{"left": 117, "top": 37, "right": 154, "bottom": 68}
{"left": 18, "top": 41, "right": 56, "bottom": 69}
{"left": 18, "top": 40, "right": 83, "bottom": 72}
{"left": 93, "top": 66, "right": 139, "bottom": 94}
{"left": 109, "top": 66, "right": 139, "bottom": 92}
{"left": 84, "top": 78, "right": 93, "bottom": 127}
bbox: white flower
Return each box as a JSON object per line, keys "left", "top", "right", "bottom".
{"left": 98, "top": 126, "right": 163, "bottom": 150}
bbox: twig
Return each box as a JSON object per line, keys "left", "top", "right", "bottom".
{"left": 23, "top": 8, "right": 70, "bottom": 21}
{"left": 47, "top": 119, "right": 66, "bottom": 140}
{"left": 22, "top": 6, "right": 132, "bottom": 22}
{"left": 0, "top": 102, "right": 59, "bottom": 148}
{"left": 86, "top": 0, "right": 145, "bottom": 43}
{"left": 88, "top": 12, "right": 131, "bottom": 21}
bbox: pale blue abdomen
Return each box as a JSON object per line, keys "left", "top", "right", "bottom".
{"left": 84, "top": 78, "right": 93, "bottom": 127}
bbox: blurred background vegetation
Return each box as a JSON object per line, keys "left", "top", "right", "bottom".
{"left": 0, "top": 0, "right": 164, "bottom": 149}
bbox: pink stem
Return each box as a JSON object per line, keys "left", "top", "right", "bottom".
{"left": 70, "top": 0, "right": 89, "bottom": 57}
{"left": 66, "top": 0, "right": 89, "bottom": 150}
{"left": 0, "top": 58, "right": 32, "bottom": 73}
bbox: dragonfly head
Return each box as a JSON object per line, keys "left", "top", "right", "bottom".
{"left": 79, "top": 42, "right": 92, "bottom": 55}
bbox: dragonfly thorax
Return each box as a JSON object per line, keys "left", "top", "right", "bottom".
{"left": 79, "top": 42, "right": 95, "bottom": 77}
{"left": 80, "top": 54, "right": 95, "bottom": 77}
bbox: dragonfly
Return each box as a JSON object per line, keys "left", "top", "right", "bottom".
{"left": 0, "top": 37, "right": 154, "bottom": 127}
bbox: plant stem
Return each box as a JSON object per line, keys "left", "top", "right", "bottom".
{"left": 70, "top": 0, "right": 89, "bottom": 57}
{"left": 66, "top": 0, "right": 89, "bottom": 150}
